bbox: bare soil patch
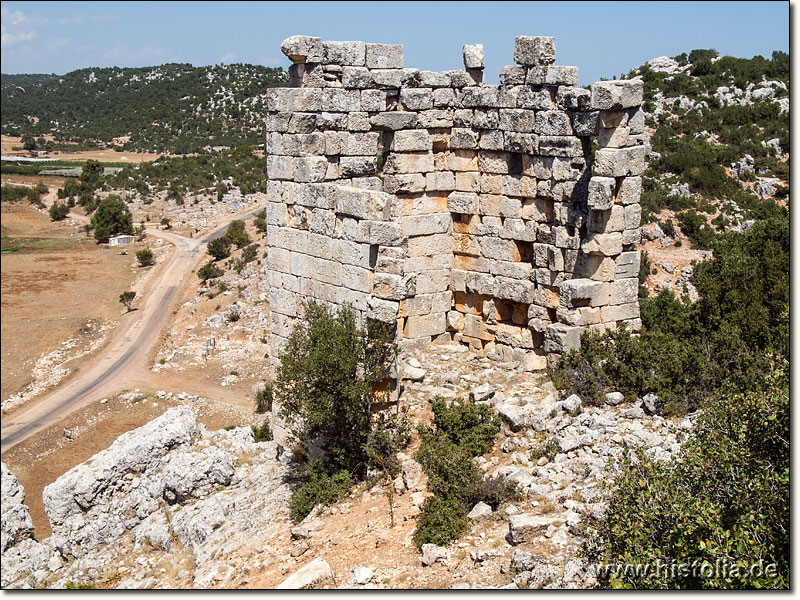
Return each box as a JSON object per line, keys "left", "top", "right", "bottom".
{"left": 0, "top": 202, "right": 141, "bottom": 403}
{"left": 2, "top": 134, "right": 165, "bottom": 163}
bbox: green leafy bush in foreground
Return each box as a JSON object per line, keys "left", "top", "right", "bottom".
{"left": 413, "top": 398, "right": 518, "bottom": 549}
{"left": 586, "top": 355, "right": 788, "bottom": 589}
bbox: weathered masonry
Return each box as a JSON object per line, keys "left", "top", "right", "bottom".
{"left": 264, "top": 35, "right": 644, "bottom": 372}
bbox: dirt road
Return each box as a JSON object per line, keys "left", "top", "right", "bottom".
{"left": 0, "top": 208, "right": 263, "bottom": 453}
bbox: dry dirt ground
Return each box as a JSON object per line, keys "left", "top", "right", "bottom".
{"left": 0, "top": 201, "right": 140, "bottom": 403}
{"left": 2, "top": 134, "right": 164, "bottom": 164}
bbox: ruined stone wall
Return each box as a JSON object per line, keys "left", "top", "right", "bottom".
{"left": 264, "top": 35, "right": 643, "bottom": 371}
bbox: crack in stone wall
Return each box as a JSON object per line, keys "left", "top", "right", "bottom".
{"left": 264, "top": 35, "right": 644, "bottom": 371}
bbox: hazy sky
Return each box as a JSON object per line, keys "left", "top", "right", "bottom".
{"left": 0, "top": 1, "right": 790, "bottom": 84}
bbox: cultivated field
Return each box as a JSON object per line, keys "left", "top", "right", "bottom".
{"left": 2, "top": 134, "right": 165, "bottom": 163}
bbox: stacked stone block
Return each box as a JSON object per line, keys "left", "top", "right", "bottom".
{"left": 264, "top": 35, "right": 643, "bottom": 371}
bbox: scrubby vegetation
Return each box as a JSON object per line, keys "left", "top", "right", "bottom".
{"left": 275, "top": 301, "right": 408, "bottom": 523}
{"left": 1, "top": 64, "right": 288, "bottom": 153}
{"left": 555, "top": 216, "right": 788, "bottom": 416}
{"left": 585, "top": 354, "right": 788, "bottom": 589}
{"left": 413, "top": 398, "right": 518, "bottom": 549}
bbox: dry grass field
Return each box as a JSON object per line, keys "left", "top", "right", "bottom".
{"left": 2, "top": 134, "right": 165, "bottom": 163}
{"left": 0, "top": 201, "right": 140, "bottom": 403}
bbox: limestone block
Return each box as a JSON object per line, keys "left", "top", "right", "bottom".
{"left": 499, "top": 218, "right": 535, "bottom": 242}
{"left": 622, "top": 228, "right": 641, "bottom": 246}
{"left": 576, "top": 253, "right": 616, "bottom": 282}
{"left": 450, "top": 128, "right": 479, "bottom": 150}
{"left": 418, "top": 70, "right": 450, "bottom": 87}
{"left": 463, "top": 44, "right": 485, "bottom": 69}
{"left": 495, "top": 323, "right": 534, "bottom": 349}
{"left": 517, "top": 87, "right": 552, "bottom": 110}
{"left": 557, "top": 305, "right": 602, "bottom": 326}
{"left": 607, "top": 278, "right": 638, "bottom": 306}
{"left": 447, "top": 150, "right": 479, "bottom": 172}
{"left": 322, "top": 40, "right": 366, "bottom": 66}
{"left": 391, "top": 130, "right": 431, "bottom": 153}
{"left": 316, "top": 111, "right": 346, "bottom": 130}
{"left": 367, "top": 296, "right": 399, "bottom": 323}
{"left": 460, "top": 87, "right": 500, "bottom": 109}
{"left": 361, "top": 89, "right": 387, "bottom": 112}
{"left": 417, "top": 109, "right": 454, "bottom": 128}
{"left": 415, "top": 269, "right": 450, "bottom": 294}
{"left": 265, "top": 112, "right": 291, "bottom": 133}
{"left": 480, "top": 195, "right": 522, "bottom": 219}
{"left": 298, "top": 183, "right": 334, "bottom": 210}
{"left": 407, "top": 233, "right": 452, "bottom": 257}
{"left": 444, "top": 69, "right": 473, "bottom": 88}
{"left": 448, "top": 191, "right": 477, "bottom": 214}
{"left": 591, "top": 80, "right": 644, "bottom": 110}
{"left": 478, "top": 151, "right": 515, "bottom": 175}
{"left": 399, "top": 213, "right": 451, "bottom": 237}
{"left": 341, "top": 66, "right": 372, "bottom": 88}
{"left": 432, "top": 87, "right": 457, "bottom": 108}
{"left": 499, "top": 108, "right": 535, "bottom": 132}
{"left": 339, "top": 131, "right": 378, "bottom": 156}
{"left": 581, "top": 232, "right": 623, "bottom": 256}
{"left": 369, "top": 68, "right": 402, "bottom": 89}
{"left": 544, "top": 322, "right": 581, "bottom": 354}
{"left": 571, "top": 111, "right": 600, "bottom": 137}
{"left": 351, "top": 112, "right": 372, "bottom": 132}
{"left": 628, "top": 107, "right": 646, "bottom": 134}
{"left": 463, "top": 314, "right": 494, "bottom": 341}
{"left": 454, "top": 173, "right": 480, "bottom": 193}
{"left": 372, "top": 273, "right": 409, "bottom": 300}
{"left": 624, "top": 204, "right": 642, "bottom": 230}
{"left": 489, "top": 258, "right": 532, "bottom": 279}
{"left": 522, "top": 198, "right": 552, "bottom": 223}
{"left": 601, "top": 302, "right": 640, "bottom": 323}
{"left": 496, "top": 277, "right": 535, "bottom": 304}
{"left": 615, "top": 251, "right": 640, "bottom": 279}
{"left": 381, "top": 174, "right": 423, "bottom": 194}
{"left": 554, "top": 225, "right": 580, "bottom": 249}
{"left": 471, "top": 108, "right": 499, "bottom": 129}
{"left": 589, "top": 205, "right": 625, "bottom": 234}
{"left": 426, "top": 171, "right": 455, "bottom": 191}
{"left": 281, "top": 35, "right": 323, "bottom": 63}
{"left": 617, "top": 176, "right": 642, "bottom": 205}
{"left": 334, "top": 186, "right": 391, "bottom": 221}
{"left": 283, "top": 133, "right": 326, "bottom": 157}
{"left": 560, "top": 278, "right": 610, "bottom": 308}
{"left": 587, "top": 177, "right": 615, "bottom": 210}
{"left": 406, "top": 313, "right": 447, "bottom": 339}
{"left": 598, "top": 110, "right": 628, "bottom": 129}
{"left": 534, "top": 111, "right": 572, "bottom": 136}
{"left": 538, "top": 136, "right": 584, "bottom": 157}
{"left": 322, "top": 88, "right": 361, "bottom": 112}
{"left": 340, "top": 156, "right": 377, "bottom": 177}
{"left": 266, "top": 202, "right": 289, "bottom": 227}
{"left": 504, "top": 132, "right": 538, "bottom": 154}
{"left": 370, "top": 111, "right": 417, "bottom": 130}
{"left": 266, "top": 155, "right": 294, "bottom": 180}
{"left": 594, "top": 146, "right": 646, "bottom": 177}
{"left": 499, "top": 65, "right": 527, "bottom": 86}
{"left": 557, "top": 86, "right": 590, "bottom": 110}
{"left": 366, "top": 43, "right": 404, "bottom": 69}
{"left": 399, "top": 88, "right": 433, "bottom": 111}
{"left": 599, "top": 125, "right": 630, "bottom": 148}
{"left": 466, "top": 272, "right": 496, "bottom": 296}
{"left": 542, "top": 66, "right": 579, "bottom": 86}
{"left": 513, "top": 36, "right": 556, "bottom": 66}
{"left": 288, "top": 113, "right": 317, "bottom": 133}
{"left": 383, "top": 152, "right": 434, "bottom": 174}
{"left": 446, "top": 310, "right": 464, "bottom": 331}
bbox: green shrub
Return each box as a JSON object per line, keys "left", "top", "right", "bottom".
{"left": 251, "top": 420, "right": 273, "bottom": 443}
{"left": 207, "top": 236, "right": 231, "bottom": 260}
{"left": 49, "top": 202, "right": 69, "bottom": 221}
{"left": 586, "top": 355, "right": 788, "bottom": 589}
{"left": 365, "top": 410, "right": 411, "bottom": 478}
{"left": 677, "top": 210, "right": 716, "bottom": 249}
{"left": 255, "top": 382, "right": 273, "bottom": 414}
{"left": 289, "top": 461, "right": 353, "bottom": 523}
{"left": 276, "top": 301, "right": 400, "bottom": 522}
{"left": 197, "top": 261, "right": 223, "bottom": 281}
{"left": 91, "top": 194, "right": 133, "bottom": 243}
{"left": 225, "top": 219, "right": 251, "bottom": 248}
{"left": 530, "top": 438, "right": 560, "bottom": 462}
{"left": 427, "top": 398, "right": 500, "bottom": 457}
{"left": 413, "top": 495, "right": 468, "bottom": 549}
{"left": 136, "top": 248, "right": 154, "bottom": 267}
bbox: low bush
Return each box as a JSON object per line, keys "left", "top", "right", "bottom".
{"left": 136, "top": 248, "right": 154, "bottom": 267}
{"left": 49, "top": 202, "right": 69, "bottom": 221}
{"left": 255, "top": 382, "right": 273, "bottom": 414}
{"left": 585, "top": 355, "right": 788, "bottom": 589}
{"left": 251, "top": 420, "right": 273, "bottom": 443}
{"left": 289, "top": 461, "right": 353, "bottom": 524}
{"left": 197, "top": 261, "right": 223, "bottom": 281}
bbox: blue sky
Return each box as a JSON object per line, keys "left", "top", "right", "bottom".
{"left": 0, "top": 1, "right": 790, "bottom": 84}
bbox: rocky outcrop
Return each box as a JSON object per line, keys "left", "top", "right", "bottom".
{"left": 1, "top": 461, "right": 34, "bottom": 553}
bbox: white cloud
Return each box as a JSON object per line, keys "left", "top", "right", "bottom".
{"left": 103, "top": 43, "right": 168, "bottom": 66}
{"left": 1, "top": 6, "right": 36, "bottom": 48}
{"left": 259, "top": 56, "right": 283, "bottom": 67}
{"left": 219, "top": 52, "right": 237, "bottom": 64}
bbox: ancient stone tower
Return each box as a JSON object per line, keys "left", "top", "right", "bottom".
{"left": 264, "top": 35, "right": 644, "bottom": 372}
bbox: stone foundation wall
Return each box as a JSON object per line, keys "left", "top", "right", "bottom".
{"left": 264, "top": 35, "right": 643, "bottom": 371}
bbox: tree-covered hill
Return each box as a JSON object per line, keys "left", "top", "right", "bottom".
{"left": 1, "top": 63, "right": 288, "bottom": 154}
{"left": 621, "top": 49, "right": 788, "bottom": 246}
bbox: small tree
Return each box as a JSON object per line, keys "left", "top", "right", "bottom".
{"left": 277, "top": 301, "right": 400, "bottom": 521}
{"left": 197, "top": 261, "right": 224, "bottom": 281}
{"left": 91, "top": 195, "right": 133, "bottom": 243}
{"left": 225, "top": 220, "right": 251, "bottom": 248}
{"left": 136, "top": 248, "right": 154, "bottom": 267}
{"left": 49, "top": 202, "right": 70, "bottom": 221}
{"left": 206, "top": 236, "right": 232, "bottom": 261}
{"left": 119, "top": 291, "right": 136, "bottom": 312}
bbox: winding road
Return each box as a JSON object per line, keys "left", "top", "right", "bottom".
{"left": 0, "top": 205, "right": 264, "bottom": 453}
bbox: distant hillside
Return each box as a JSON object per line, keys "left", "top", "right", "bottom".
{"left": 622, "top": 49, "right": 788, "bottom": 246}
{"left": 1, "top": 63, "right": 288, "bottom": 154}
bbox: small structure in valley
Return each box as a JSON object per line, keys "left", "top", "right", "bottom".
{"left": 263, "top": 35, "right": 644, "bottom": 371}
{"left": 108, "top": 234, "right": 135, "bottom": 246}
